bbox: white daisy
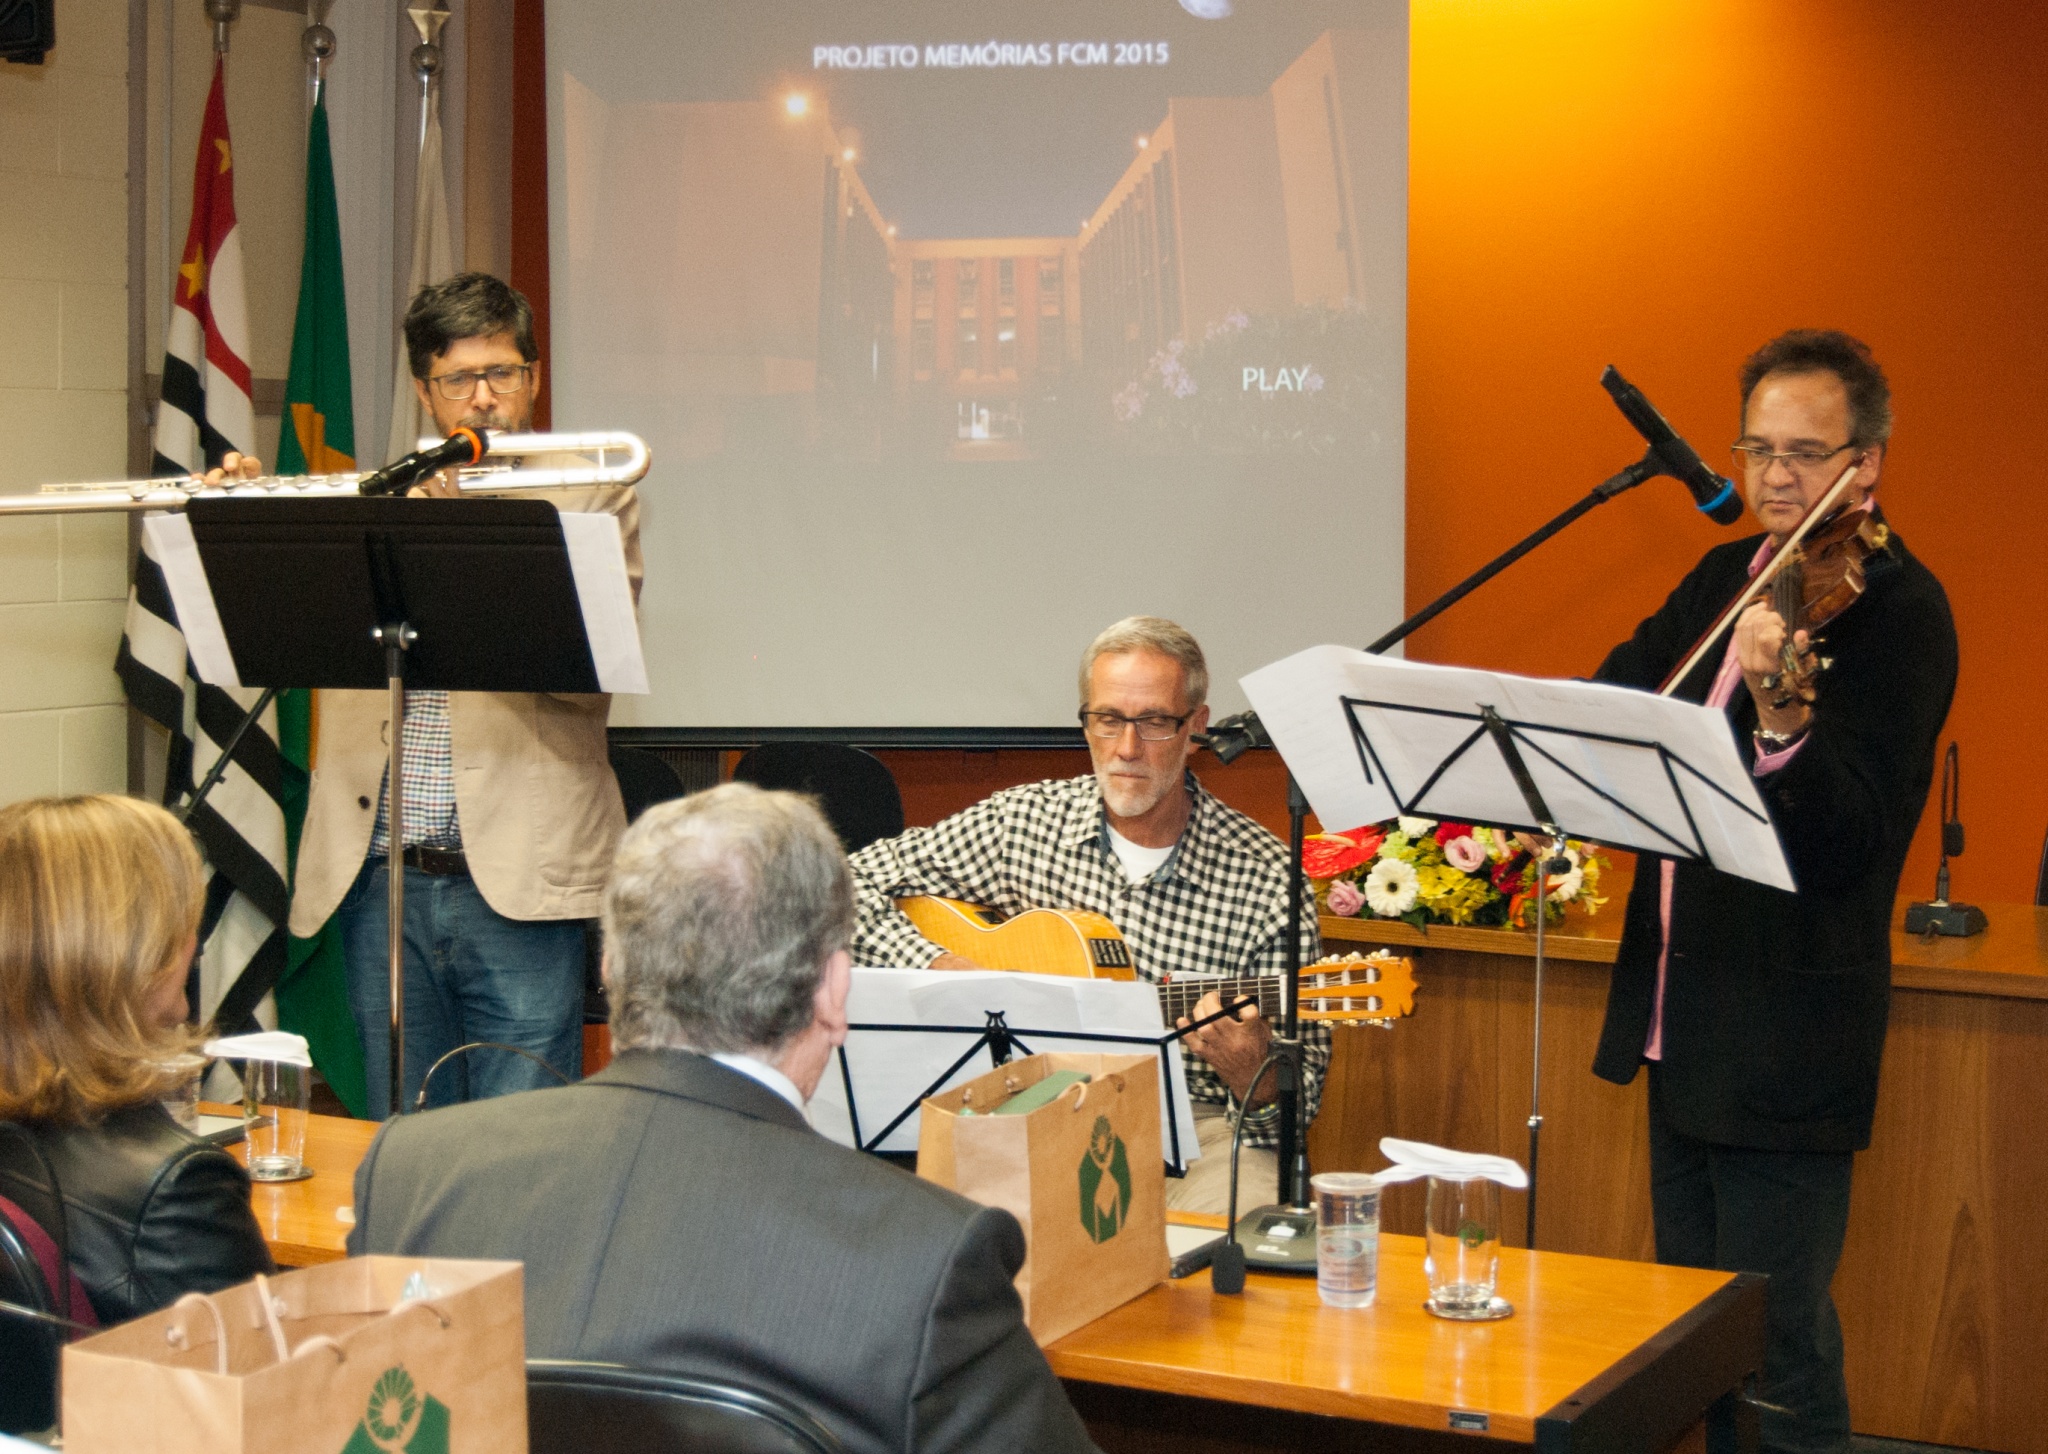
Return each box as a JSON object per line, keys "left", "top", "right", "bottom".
{"left": 1547, "top": 865, "right": 1585, "bottom": 902}
{"left": 1364, "top": 857, "right": 1421, "bottom": 916}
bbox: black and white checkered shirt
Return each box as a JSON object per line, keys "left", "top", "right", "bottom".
{"left": 367, "top": 689, "right": 461, "bottom": 853}
{"left": 848, "top": 773, "right": 1328, "bottom": 1148}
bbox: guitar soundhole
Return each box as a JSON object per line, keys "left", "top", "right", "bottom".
{"left": 1089, "top": 939, "right": 1132, "bottom": 969}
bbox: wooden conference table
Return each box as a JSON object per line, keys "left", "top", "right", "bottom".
{"left": 230, "top": 1109, "right": 1763, "bottom": 1452}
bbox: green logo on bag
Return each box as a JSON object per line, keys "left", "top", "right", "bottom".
{"left": 341, "top": 1365, "right": 450, "bottom": 1454}
{"left": 1078, "top": 1113, "right": 1132, "bottom": 1243}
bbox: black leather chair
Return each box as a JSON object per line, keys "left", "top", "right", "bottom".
{"left": 527, "top": 1360, "right": 845, "bottom": 1454}
{"left": 610, "top": 745, "right": 690, "bottom": 825}
{"left": 0, "top": 1197, "right": 61, "bottom": 1435}
{"left": 731, "top": 744, "right": 904, "bottom": 854}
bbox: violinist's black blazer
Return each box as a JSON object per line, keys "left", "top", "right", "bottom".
{"left": 1592, "top": 515, "right": 1957, "bottom": 1152}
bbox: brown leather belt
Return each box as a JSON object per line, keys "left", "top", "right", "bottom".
{"left": 401, "top": 844, "right": 469, "bottom": 877}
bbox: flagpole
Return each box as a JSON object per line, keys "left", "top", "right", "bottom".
{"left": 386, "top": 3, "right": 454, "bottom": 465}
{"left": 408, "top": 5, "right": 447, "bottom": 155}
{"left": 304, "top": 1, "right": 335, "bottom": 114}
{"left": 206, "top": 0, "right": 238, "bottom": 54}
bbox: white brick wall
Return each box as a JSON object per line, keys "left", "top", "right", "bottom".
{"left": 0, "top": 0, "right": 134, "bottom": 803}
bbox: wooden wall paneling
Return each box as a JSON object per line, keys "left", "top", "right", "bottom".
{"left": 1833, "top": 989, "right": 2048, "bottom": 1453}
{"left": 1309, "top": 946, "right": 1507, "bottom": 1240}
{"left": 1514, "top": 959, "right": 1654, "bottom": 1264}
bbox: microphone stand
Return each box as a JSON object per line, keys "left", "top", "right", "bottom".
{"left": 1207, "top": 446, "right": 1686, "bottom": 1280}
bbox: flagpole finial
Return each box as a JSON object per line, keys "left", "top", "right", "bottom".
{"left": 407, "top": 3, "right": 450, "bottom": 80}
{"left": 206, "top": 0, "right": 241, "bottom": 55}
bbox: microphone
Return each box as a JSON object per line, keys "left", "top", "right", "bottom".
{"left": 1599, "top": 366, "right": 1744, "bottom": 525}
{"left": 1905, "top": 742, "right": 1988, "bottom": 936}
{"left": 355, "top": 427, "right": 487, "bottom": 498}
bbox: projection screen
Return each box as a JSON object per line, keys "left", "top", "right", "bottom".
{"left": 547, "top": 0, "right": 1407, "bottom": 728}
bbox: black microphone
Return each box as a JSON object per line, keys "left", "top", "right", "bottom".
{"left": 355, "top": 426, "right": 487, "bottom": 498}
{"left": 1905, "top": 742, "right": 1988, "bottom": 936}
{"left": 1599, "top": 366, "right": 1744, "bottom": 525}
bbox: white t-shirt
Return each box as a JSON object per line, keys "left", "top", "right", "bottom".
{"left": 1106, "top": 823, "right": 1176, "bottom": 884}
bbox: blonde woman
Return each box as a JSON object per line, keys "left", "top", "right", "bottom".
{"left": 0, "top": 795, "right": 272, "bottom": 1325}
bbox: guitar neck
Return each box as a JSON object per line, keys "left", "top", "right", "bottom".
{"left": 1154, "top": 974, "right": 1284, "bottom": 1024}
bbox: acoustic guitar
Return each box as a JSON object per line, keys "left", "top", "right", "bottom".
{"left": 895, "top": 895, "right": 1416, "bottom": 1028}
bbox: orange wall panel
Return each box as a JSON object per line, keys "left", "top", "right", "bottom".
{"left": 1406, "top": 0, "right": 2045, "bottom": 903}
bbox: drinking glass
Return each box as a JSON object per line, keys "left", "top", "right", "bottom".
{"left": 1312, "top": 1172, "right": 1380, "bottom": 1308}
{"left": 156, "top": 1052, "right": 207, "bottom": 1131}
{"left": 1424, "top": 1174, "right": 1501, "bottom": 1316}
{"left": 244, "top": 1059, "right": 310, "bottom": 1181}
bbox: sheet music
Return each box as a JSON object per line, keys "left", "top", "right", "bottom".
{"left": 810, "top": 968, "right": 1201, "bottom": 1166}
{"left": 1242, "top": 645, "right": 1793, "bottom": 890}
{"left": 557, "top": 511, "right": 649, "bottom": 694}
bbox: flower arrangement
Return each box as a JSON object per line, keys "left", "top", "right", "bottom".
{"left": 1304, "top": 817, "right": 1607, "bottom": 930}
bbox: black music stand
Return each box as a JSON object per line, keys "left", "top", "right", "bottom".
{"left": 147, "top": 496, "right": 641, "bottom": 1117}
{"left": 1244, "top": 649, "right": 1792, "bottom": 1246}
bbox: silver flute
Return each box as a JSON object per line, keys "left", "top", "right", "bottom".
{"left": 1, "top": 430, "right": 650, "bottom": 515}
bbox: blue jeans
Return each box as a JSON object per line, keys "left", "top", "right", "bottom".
{"left": 339, "top": 861, "right": 585, "bottom": 1119}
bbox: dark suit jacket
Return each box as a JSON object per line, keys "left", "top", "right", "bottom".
{"left": 1591, "top": 518, "right": 1957, "bottom": 1152}
{"left": 348, "top": 1049, "right": 1100, "bottom": 1454}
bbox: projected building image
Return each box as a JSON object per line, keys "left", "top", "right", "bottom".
{"left": 561, "top": 25, "right": 1395, "bottom": 464}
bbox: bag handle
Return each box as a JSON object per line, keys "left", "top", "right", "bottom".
{"left": 254, "top": 1273, "right": 291, "bottom": 1364}
{"left": 165, "top": 1291, "right": 230, "bottom": 1376}
{"left": 390, "top": 1298, "right": 452, "bottom": 1332}
{"left": 273, "top": 1297, "right": 451, "bottom": 1369}
{"left": 1068, "top": 1071, "right": 1125, "bottom": 1110}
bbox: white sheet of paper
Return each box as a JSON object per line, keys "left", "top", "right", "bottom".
{"left": 557, "top": 511, "right": 649, "bottom": 694}
{"left": 809, "top": 968, "right": 1201, "bottom": 1167}
{"left": 1242, "top": 645, "right": 1792, "bottom": 890}
{"left": 143, "top": 512, "right": 240, "bottom": 686}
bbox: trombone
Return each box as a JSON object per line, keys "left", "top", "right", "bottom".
{"left": 0, "top": 430, "right": 650, "bottom": 516}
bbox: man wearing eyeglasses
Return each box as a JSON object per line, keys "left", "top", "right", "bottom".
{"left": 289, "top": 273, "right": 642, "bottom": 1118}
{"left": 848, "top": 616, "right": 1324, "bottom": 1214}
{"left": 1591, "top": 331, "right": 1956, "bottom": 1454}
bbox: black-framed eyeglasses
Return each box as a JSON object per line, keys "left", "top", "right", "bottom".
{"left": 1729, "top": 441, "right": 1856, "bottom": 476}
{"left": 1079, "top": 710, "right": 1192, "bottom": 742}
{"left": 429, "top": 363, "right": 534, "bottom": 401}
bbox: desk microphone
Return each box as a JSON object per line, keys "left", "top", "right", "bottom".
{"left": 1599, "top": 367, "right": 1744, "bottom": 525}
{"left": 1905, "top": 742, "right": 1988, "bottom": 936}
{"left": 356, "top": 427, "right": 487, "bottom": 498}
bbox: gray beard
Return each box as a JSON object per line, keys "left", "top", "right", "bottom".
{"left": 1096, "top": 765, "right": 1175, "bottom": 821}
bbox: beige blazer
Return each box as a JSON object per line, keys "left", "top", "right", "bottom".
{"left": 288, "top": 484, "right": 642, "bottom": 933}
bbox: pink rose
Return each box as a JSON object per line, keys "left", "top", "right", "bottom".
{"left": 1326, "top": 878, "right": 1366, "bottom": 917}
{"left": 1443, "top": 835, "right": 1487, "bottom": 873}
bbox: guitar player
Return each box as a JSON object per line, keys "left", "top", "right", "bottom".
{"left": 848, "top": 616, "right": 1326, "bottom": 1215}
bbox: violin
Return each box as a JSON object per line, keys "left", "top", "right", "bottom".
{"left": 1656, "top": 462, "right": 1888, "bottom": 698}
{"left": 1758, "top": 504, "right": 1890, "bottom": 703}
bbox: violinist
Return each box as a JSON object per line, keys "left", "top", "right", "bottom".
{"left": 1590, "top": 330, "right": 1956, "bottom": 1454}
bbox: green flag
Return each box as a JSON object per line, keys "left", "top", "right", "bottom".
{"left": 275, "top": 93, "right": 354, "bottom": 475}
{"left": 273, "top": 90, "right": 367, "bottom": 1117}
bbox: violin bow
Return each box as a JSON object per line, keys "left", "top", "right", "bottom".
{"left": 1654, "top": 462, "right": 1862, "bottom": 697}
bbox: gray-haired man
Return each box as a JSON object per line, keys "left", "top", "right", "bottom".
{"left": 849, "top": 616, "right": 1324, "bottom": 1215}
{"left": 348, "top": 784, "right": 1099, "bottom": 1454}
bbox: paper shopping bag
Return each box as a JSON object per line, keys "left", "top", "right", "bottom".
{"left": 919, "top": 1052, "right": 1167, "bottom": 1344}
{"left": 62, "top": 1256, "right": 525, "bottom": 1454}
